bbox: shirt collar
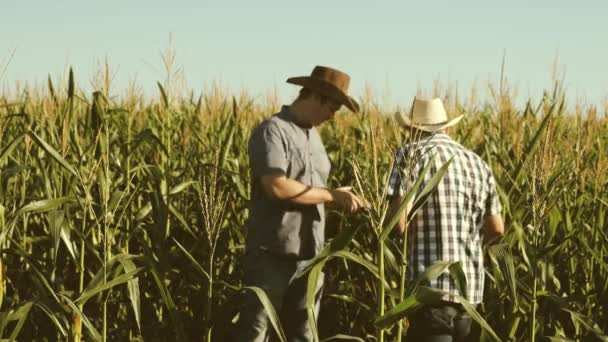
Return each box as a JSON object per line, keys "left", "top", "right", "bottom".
{"left": 407, "top": 132, "right": 453, "bottom": 147}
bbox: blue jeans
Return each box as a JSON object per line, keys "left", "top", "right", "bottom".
{"left": 235, "top": 250, "right": 324, "bottom": 342}
{"left": 405, "top": 301, "right": 475, "bottom": 342}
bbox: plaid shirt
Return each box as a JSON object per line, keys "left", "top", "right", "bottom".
{"left": 388, "top": 133, "right": 501, "bottom": 304}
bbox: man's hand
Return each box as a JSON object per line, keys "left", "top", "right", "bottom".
{"left": 330, "top": 186, "right": 367, "bottom": 214}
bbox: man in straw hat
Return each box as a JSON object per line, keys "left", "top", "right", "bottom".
{"left": 387, "top": 97, "right": 504, "bottom": 341}
{"left": 236, "top": 66, "right": 366, "bottom": 341}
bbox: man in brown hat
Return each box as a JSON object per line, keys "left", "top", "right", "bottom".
{"left": 387, "top": 97, "right": 504, "bottom": 341}
{"left": 236, "top": 66, "right": 365, "bottom": 341}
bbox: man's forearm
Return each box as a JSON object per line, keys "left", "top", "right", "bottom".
{"left": 264, "top": 176, "right": 333, "bottom": 205}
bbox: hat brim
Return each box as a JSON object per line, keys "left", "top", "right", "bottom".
{"left": 286, "top": 76, "right": 360, "bottom": 112}
{"left": 395, "top": 112, "right": 464, "bottom": 132}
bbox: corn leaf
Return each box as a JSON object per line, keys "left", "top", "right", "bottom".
{"left": 244, "top": 286, "right": 287, "bottom": 342}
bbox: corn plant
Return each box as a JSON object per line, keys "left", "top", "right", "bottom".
{"left": 0, "top": 68, "right": 606, "bottom": 341}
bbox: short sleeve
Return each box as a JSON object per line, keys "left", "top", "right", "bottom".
{"left": 485, "top": 171, "right": 502, "bottom": 216}
{"left": 248, "top": 122, "right": 288, "bottom": 179}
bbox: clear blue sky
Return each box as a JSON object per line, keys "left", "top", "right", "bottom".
{"left": 1, "top": 0, "right": 607, "bottom": 108}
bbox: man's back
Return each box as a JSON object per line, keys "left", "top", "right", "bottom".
{"left": 389, "top": 133, "right": 502, "bottom": 304}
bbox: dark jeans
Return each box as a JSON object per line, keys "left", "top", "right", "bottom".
{"left": 405, "top": 301, "right": 475, "bottom": 342}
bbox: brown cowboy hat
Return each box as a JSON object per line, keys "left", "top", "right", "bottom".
{"left": 286, "top": 65, "right": 360, "bottom": 112}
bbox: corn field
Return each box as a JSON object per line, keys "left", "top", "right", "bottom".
{"left": 0, "top": 67, "right": 607, "bottom": 341}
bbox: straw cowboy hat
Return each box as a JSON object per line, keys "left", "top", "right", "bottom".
{"left": 286, "top": 66, "right": 360, "bottom": 112}
{"left": 395, "top": 97, "right": 464, "bottom": 132}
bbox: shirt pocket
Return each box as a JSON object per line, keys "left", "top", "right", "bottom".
{"left": 287, "top": 147, "right": 310, "bottom": 183}
{"left": 311, "top": 148, "right": 331, "bottom": 186}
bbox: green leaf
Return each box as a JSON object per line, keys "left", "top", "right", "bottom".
{"left": 307, "top": 258, "right": 328, "bottom": 342}
{"left": 18, "top": 196, "right": 75, "bottom": 215}
{"left": 168, "top": 204, "right": 197, "bottom": 239}
{"left": 408, "top": 157, "right": 454, "bottom": 221}
{"left": 8, "top": 246, "right": 61, "bottom": 304}
{"left": 148, "top": 262, "right": 186, "bottom": 340}
{"left": 157, "top": 82, "right": 169, "bottom": 108}
{"left": 116, "top": 257, "right": 142, "bottom": 333}
{"left": 295, "top": 223, "right": 361, "bottom": 279}
{"left": 108, "top": 190, "right": 126, "bottom": 214}
{"left": 220, "top": 124, "right": 236, "bottom": 168}
{"left": 448, "top": 261, "right": 468, "bottom": 300}
{"left": 7, "top": 301, "right": 34, "bottom": 342}
{"left": 48, "top": 210, "right": 65, "bottom": 263}
{"left": 406, "top": 261, "right": 453, "bottom": 297}
{"left": 173, "top": 238, "right": 211, "bottom": 281}
{"left": 243, "top": 286, "right": 287, "bottom": 342}
{"left": 382, "top": 239, "right": 401, "bottom": 275}
{"left": 82, "top": 254, "right": 138, "bottom": 296}
{"left": 232, "top": 174, "right": 249, "bottom": 200}
{"left": 135, "top": 203, "right": 152, "bottom": 221}
{"left": 563, "top": 308, "right": 608, "bottom": 341}
{"left": 76, "top": 267, "right": 144, "bottom": 304}
{"left": 580, "top": 235, "right": 608, "bottom": 274}
{"left": 28, "top": 131, "right": 78, "bottom": 177}
{"left": 0, "top": 134, "right": 25, "bottom": 164}
{"left": 454, "top": 294, "right": 502, "bottom": 342}
{"left": 34, "top": 302, "right": 68, "bottom": 336}
{"left": 374, "top": 286, "right": 501, "bottom": 342}
{"left": 58, "top": 294, "right": 101, "bottom": 341}
{"left": 60, "top": 221, "right": 77, "bottom": 261}
{"left": 380, "top": 154, "right": 435, "bottom": 241}
{"left": 374, "top": 286, "right": 443, "bottom": 329}
{"left": 169, "top": 180, "right": 198, "bottom": 196}
{"left": 333, "top": 250, "right": 389, "bottom": 289}
{"left": 325, "top": 294, "right": 371, "bottom": 312}
{"left": 488, "top": 244, "right": 518, "bottom": 308}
